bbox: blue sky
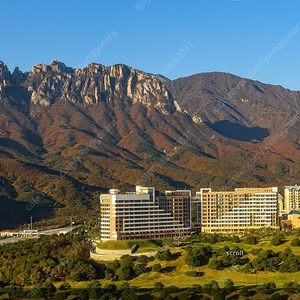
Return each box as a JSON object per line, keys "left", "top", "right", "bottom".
{"left": 1, "top": 0, "right": 300, "bottom": 90}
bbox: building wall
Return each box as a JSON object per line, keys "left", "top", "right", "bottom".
{"left": 99, "top": 187, "right": 191, "bottom": 241}
{"left": 288, "top": 214, "right": 300, "bottom": 228}
{"left": 284, "top": 185, "right": 300, "bottom": 213}
{"left": 199, "top": 187, "right": 278, "bottom": 234}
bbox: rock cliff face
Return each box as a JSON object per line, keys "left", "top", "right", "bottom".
{"left": 18, "top": 60, "right": 176, "bottom": 114}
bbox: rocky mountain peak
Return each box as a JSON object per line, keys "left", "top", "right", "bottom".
{"left": 22, "top": 60, "right": 177, "bottom": 114}
{"left": 0, "top": 61, "right": 11, "bottom": 81}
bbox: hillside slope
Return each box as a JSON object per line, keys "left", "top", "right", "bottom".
{"left": 1, "top": 60, "right": 300, "bottom": 229}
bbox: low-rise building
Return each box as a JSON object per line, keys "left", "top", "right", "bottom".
{"left": 0, "top": 230, "right": 14, "bottom": 237}
{"left": 287, "top": 210, "right": 300, "bottom": 228}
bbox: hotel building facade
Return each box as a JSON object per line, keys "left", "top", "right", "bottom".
{"left": 99, "top": 186, "right": 191, "bottom": 241}
{"left": 197, "top": 187, "right": 279, "bottom": 233}
{"left": 284, "top": 185, "right": 300, "bottom": 213}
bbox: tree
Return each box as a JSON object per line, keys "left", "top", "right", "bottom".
{"left": 177, "top": 292, "right": 192, "bottom": 300}
{"left": 203, "top": 280, "right": 220, "bottom": 295}
{"left": 189, "top": 284, "right": 202, "bottom": 294}
{"left": 154, "top": 282, "right": 164, "bottom": 292}
{"left": 121, "top": 289, "right": 138, "bottom": 300}
{"left": 164, "top": 285, "right": 179, "bottom": 294}
{"left": 258, "top": 282, "right": 276, "bottom": 295}
{"left": 115, "top": 266, "right": 132, "bottom": 280}
{"left": 271, "top": 234, "right": 285, "bottom": 246}
{"left": 269, "top": 293, "right": 282, "bottom": 300}
{"left": 59, "top": 282, "right": 71, "bottom": 291}
{"left": 283, "top": 281, "right": 300, "bottom": 293}
{"left": 239, "top": 287, "right": 250, "bottom": 297}
{"left": 223, "top": 279, "right": 235, "bottom": 293}
{"left": 213, "top": 289, "right": 226, "bottom": 300}
{"left": 137, "top": 255, "right": 148, "bottom": 264}
{"left": 43, "top": 281, "right": 56, "bottom": 297}
{"left": 152, "top": 263, "right": 162, "bottom": 272}
{"left": 155, "top": 250, "right": 172, "bottom": 261}
{"left": 54, "top": 291, "right": 68, "bottom": 300}
{"left": 77, "top": 289, "right": 89, "bottom": 300}
{"left": 86, "top": 280, "right": 102, "bottom": 299}
{"left": 185, "top": 271, "right": 198, "bottom": 277}
{"left": 231, "top": 236, "right": 240, "bottom": 243}
{"left": 208, "top": 258, "right": 222, "bottom": 270}
{"left": 103, "top": 283, "right": 117, "bottom": 293}
{"left": 291, "top": 238, "right": 300, "bottom": 246}
{"left": 244, "top": 236, "right": 258, "bottom": 245}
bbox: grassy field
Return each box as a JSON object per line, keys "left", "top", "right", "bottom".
{"left": 97, "top": 239, "right": 162, "bottom": 252}
{"left": 129, "top": 243, "right": 300, "bottom": 290}
{"left": 123, "top": 237, "right": 300, "bottom": 290}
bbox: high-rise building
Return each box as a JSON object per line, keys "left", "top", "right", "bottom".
{"left": 99, "top": 186, "right": 191, "bottom": 240}
{"left": 284, "top": 185, "right": 300, "bottom": 213}
{"left": 198, "top": 187, "right": 279, "bottom": 234}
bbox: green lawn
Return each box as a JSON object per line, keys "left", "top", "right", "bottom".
{"left": 129, "top": 246, "right": 300, "bottom": 290}
{"left": 97, "top": 240, "right": 138, "bottom": 250}
{"left": 97, "top": 239, "right": 162, "bottom": 252}
{"left": 128, "top": 238, "right": 300, "bottom": 290}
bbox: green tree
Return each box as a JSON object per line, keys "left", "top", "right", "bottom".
{"left": 208, "top": 258, "right": 222, "bottom": 270}
{"left": 54, "top": 291, "right": 68, "bottom": 300}
{"left": 231, "top": 236, "right": 240, "bottom": 243}
{"left": 86, "top": 280, "right": 102, "bottom": 299}
{"left": 154, "top": 282, "right": 164, "bottom": 292}
{"left": 239, "top": 287, "right": 250, "bottom": 297}
{"left": 258, "top": 282, "right": 276, "bottom": 295}
{"left": 283, "top": 281, "right": 300, "bottom": 293}
{"left": 59, "top": 282, "right": 71, "bottom": 291}
{"left": 152, "top": 263, "right": 162, "bottom": 272}
{"left": 189, "top": 284, "right": 202, "bottom": 294}
{"left": 223, "top": 279, "right": 235, "bottom": 293}
{"left": 291, "top": 238, "right": 300, "bottom": 246}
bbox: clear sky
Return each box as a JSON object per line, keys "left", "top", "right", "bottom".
{"left": 1, "top": 0, "right": 300, "bottom": 90}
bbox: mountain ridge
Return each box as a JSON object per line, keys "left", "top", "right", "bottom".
{"left": 1, "top": 59, "right": 300, "bottom": 229}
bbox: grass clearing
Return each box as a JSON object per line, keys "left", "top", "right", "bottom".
{"left": 97, "top": 239, "right": 162, "bottom": 252}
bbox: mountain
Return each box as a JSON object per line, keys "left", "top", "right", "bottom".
{"left": 1, "top": 60, "right": 300, "bottom": 229}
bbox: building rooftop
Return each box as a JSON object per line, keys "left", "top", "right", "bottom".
{"left": 284, "top": 185, "right": 300, "bottom": 191}
{"left": 289, "top": 210, "right": 300, "bottom": 215}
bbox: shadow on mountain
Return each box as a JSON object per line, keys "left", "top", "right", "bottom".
{"left": 0, "top": 196, "right": 53, "bottom": 230}
{"left": 207, "top": 120, "right": 269, "bottom": 142}
{"left": 0, "top": 138, "right": 34, "bottom": 157}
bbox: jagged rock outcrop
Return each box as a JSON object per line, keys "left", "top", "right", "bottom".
{"left": 22, "top": 60, "right": 176, "bottom": 114}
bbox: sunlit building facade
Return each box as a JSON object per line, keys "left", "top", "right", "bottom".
{"left": 198, "top": 187, "right": 279, "bottom": 233}
{"left": 99, "top": 186, "right": 191, "bottom": 241}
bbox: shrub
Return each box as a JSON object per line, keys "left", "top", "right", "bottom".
{"left": 231, "top": 236, "right": 241, "bottom": 243}
{"left": 258, "top": 282, "right": 276, "bottom": 295}
{"left": 271, "top": 234, "right": 285, "bottom": 246}
{"left": 155, "top": 250, "right": 172, "bottom": 261}
{"left": 185, "top": 271, "right": 198, "bottom": 277}
{"left": 223, "top": 279, "right": 235, "bottom": 293}
{"left": 291, "top": 238, "right": 300, "bottom": 247}
{"left": 153, "top": 282, "right": 164, "bottom": 292}
{"left": 282, "top": 281, "right": 300, "bottom": 293}
{"left": 189, "top": 284, "right": 202, "bottom": 293}
{"left": 59, "top": 282, "right": 71, "bottom": 291}
{"left": 137, "top": 255, "right": 148, "bottom": 263}
{"left": 208, "top": 258, "right": 222, "bottom": 270}
{"left": 152, "top": 263, "right": 162, "bottom": 272}
{"left": 250, "top": 248, "right": 263, "bottom": 255}
{"left": 239, "top": 287, "right": 250, "bottom": 297}
{"left": 244, "top": 236, "right": 258, "bottom": 245}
